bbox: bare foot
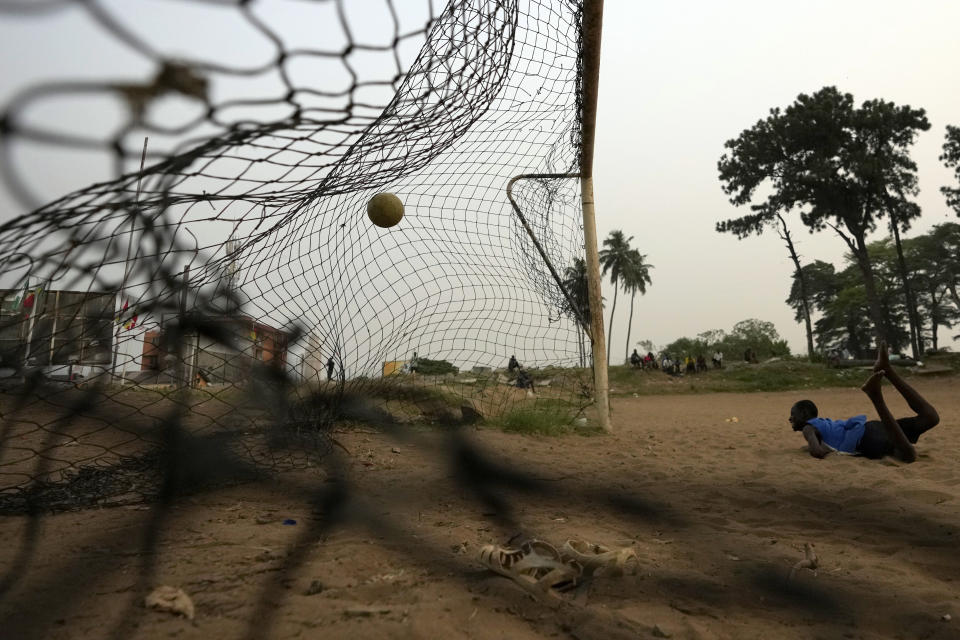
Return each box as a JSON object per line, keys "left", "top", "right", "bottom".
{"left": 861, "top": 371, "right": 885, "bottom": 396}
{"left": 873, "top": 341, "right": 891, "bottom": 374}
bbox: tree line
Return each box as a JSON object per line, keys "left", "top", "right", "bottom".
{"left": 658, "top": 318, "right": 791, "bottom": 365}
{"left": 561, "top": 231, "right": 653, "bottom": 366}
{"left": 717, "top": 86, "right": 960, "bottom": 359}
{"left": 786, "top": 224, "right": 960, "bottom": 358}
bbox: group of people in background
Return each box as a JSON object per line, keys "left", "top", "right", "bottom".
{"left": 630, "top": 349, "right": 724, "bottom": 376}
{"left": 629, "top": 350, "right": 658, "bottom": 370}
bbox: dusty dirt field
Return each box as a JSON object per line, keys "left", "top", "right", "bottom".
{"left": 1, "top": 377, "right": 958, "bottom": 639}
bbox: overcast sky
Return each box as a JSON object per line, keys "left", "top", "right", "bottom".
{"left": 2, "top": 0, "right": 959, "bottom": 363}
{"left": 593, "top": 0, "right": 960, "bottom": 356}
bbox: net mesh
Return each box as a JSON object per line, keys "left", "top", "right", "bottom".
{"left": 0, "top": 0, "right": 592, "bottom": 511}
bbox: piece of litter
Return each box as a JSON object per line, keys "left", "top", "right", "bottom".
{"left": 391, "top": 447, "right": 401, "bottom": 454}
{"left": 282, "top": 519, "right": 297, "bottom": 526}
{"left": 144, "top": 586, "right": 194, "bottom": 620}
{"left": 789, "top": 543, "right": 819, "bottom": 579}
{"left": 942, "top": 613, "right": 952, "bottom": 622}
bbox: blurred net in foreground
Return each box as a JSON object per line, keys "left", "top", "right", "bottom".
{"left": 0, "top": 0, "right": 592, "bottom": 511}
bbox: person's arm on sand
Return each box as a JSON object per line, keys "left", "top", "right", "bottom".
{"left": 802, "top": 425, "right": 831, "bottom": 458}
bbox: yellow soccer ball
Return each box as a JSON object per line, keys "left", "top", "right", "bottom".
{"left": 366, "top": 192, "right": 404, "bottom": 228}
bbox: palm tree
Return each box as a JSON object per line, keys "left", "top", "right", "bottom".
{"left": 599, "top": 230, "right": 634, "bottom": 366}
{"left": 562, "top": 258, "right": 590, "bottom": 367}
{"left": 621, "top": 250, "right": 653, "bottom": 363}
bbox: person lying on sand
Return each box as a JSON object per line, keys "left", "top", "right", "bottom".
{"left": 789, "top": 342, "right": 940, "bottom": 463}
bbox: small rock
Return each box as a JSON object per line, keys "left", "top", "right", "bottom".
{"left": 255, "top": 514, "right": 274, "bottom": 525}
{"left": 942, "top": 613, "right": 952, "bottom": 622}
{"left": 652, "top": 623, "right": 672, "bottom": 638}
{"left": 305, "top": 580, "right": 324, "bottom": 596}
{"left": 255, "top": 549, "right": 284, "bottom": 562}
{"left": 391, "top": 447, "right": 401, "bottom": 454}
{"left": 144, "top": 586, "right": 194, "bottom": 621}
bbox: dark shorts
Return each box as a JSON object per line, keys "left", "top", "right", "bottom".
{"left": 857, "top": 417, "right": 935, "bottom": 459}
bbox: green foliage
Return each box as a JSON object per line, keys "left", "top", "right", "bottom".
{"left": 415, "top": 358, "right": 458, "bottom": 375}
{"left": 661, "top": 336, "right": 707, "bottom": 359}
{"left": 787, "top": 261, "right": 837, "bottom": 323}
{"left": 942, "top": 125, "right": 960, "bottom": 214}
{"left": 599, "top": 230, "right": 634, "bottom": 286}
{"left": 790, "top": 230, "right": 960, "bottom": 357}
{"left": 661, "top": 318, "right": 790, "bottom": 361}
{"left": 600, "top": 230, "right": 635, "bottom": 365}
{"left": 718, "top": 86, "right": 930, "bottom": 343}
{"left": 906, "top": 223, "right": 960, "bottom": 351}
{"left": 608, "top": 360, "right": 883, "bottom": 396}
{"left": 620, "top": 250, "right": 653, "bottom": 296}
{"left": 620, "top": 249, "right": 654, "bottom": 361}
{"left": 561, "top": 257, "right": 591, "bottom": 325}
{"left": 488, "top": 399, "right": 589, "bottom": 436}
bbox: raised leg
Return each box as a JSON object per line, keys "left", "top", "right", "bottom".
{"left": 873, "top": 342, "right": 939, "bottom": 428}
{"left": 861, "top": 371, "right": 917, "bottom": 463}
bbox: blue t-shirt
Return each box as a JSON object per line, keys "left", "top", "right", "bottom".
{"left": 807, "top": 415, "right": 867, "bottom": 454}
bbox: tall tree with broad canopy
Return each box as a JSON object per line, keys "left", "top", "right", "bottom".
{"left": 718, "top": 86, "right": 929, "bottom": 346}
{"left": 599, "top": 230, "right": 634, "bottom": 366}
{"left": 621, "top": 249, "right": 654, "bottom": 364}
{"left": 942, "top": 125, "right": 960, "bottom": 214}
{"left": 862, "top": 99, "right": 931, "bottom": 359}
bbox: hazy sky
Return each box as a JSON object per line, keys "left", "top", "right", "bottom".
{"left": 2, "top": 0, "right": 959, "bottom": 364}
{"left": 593, "top": 0, "right": 960, "bottom": 356}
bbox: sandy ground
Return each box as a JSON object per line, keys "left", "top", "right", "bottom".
{"left": 1, "top": 376, "right": 958, "bottom": 639}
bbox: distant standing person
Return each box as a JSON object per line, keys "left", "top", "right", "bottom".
{"left": 508, "top": 354, "right": 520, "bottom": 373}
{"left": 409, "top": 351, "right": 419, "bottom": 374}
{"left": 326, "top": 357, "right": 335, "bottom": 381}
{"left": 713, "top": 350, "right": 723, "bottom": 369}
